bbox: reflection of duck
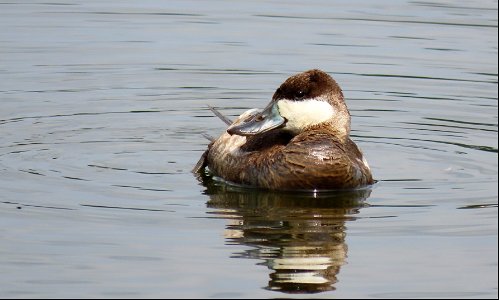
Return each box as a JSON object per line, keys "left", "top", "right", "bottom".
{"left": 195, "top": 69, "right": 374, "bottom": 190}
{"left": 203, "top": 178, "right": 371, "bottom": 294}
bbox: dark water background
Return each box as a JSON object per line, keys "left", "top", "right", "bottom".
{"left": 1, "top": 0, "right": 497, "bottom": 298}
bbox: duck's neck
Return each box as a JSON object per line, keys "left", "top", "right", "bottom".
{"left": 306, "top": 120, "right": 351, "bottom": 142}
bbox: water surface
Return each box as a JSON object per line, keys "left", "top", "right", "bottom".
{"left": 0, "top": 0, "right": 497, "bottom": 298}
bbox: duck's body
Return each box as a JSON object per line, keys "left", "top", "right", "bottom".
{"left": 196, "top": 69, "right": 374, "bottom": 190}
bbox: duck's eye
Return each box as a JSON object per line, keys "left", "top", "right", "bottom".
{"left": 295, "top": 90, "right": 305, "bottom": 99}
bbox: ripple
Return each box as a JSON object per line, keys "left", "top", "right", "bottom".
{"left": 80, "top": 204, "right": 170, "bottom": 212}
{"left": 0, "top": 0, "right": 497, "bottom": 297}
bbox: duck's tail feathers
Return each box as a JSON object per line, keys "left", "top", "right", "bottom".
{"left": 201, "top": 132, "right": 215, "bottom": 142}
{"left": 192, "top": 149, "right": 208, "bottom": 174}
{"left": 208, "top": 105, "right": 232, "bottom": 126}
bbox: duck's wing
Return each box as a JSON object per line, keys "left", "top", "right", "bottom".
{"left": 206, "top": 130, "right": 373, "bottom": 190}
{"left": 274, "top": 132, "right": 373, "bottom": 189}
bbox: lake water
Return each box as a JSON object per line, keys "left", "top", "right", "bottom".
{"left": 0, "top": 0, "right": 497, "bottom": 298}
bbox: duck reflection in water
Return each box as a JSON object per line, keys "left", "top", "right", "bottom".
{"left": 202, "top": 178, "right": 371, "bottom": 294}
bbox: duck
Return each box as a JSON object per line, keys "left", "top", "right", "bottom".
{"left": 194, "top": 69, "right": 374, "bottom": 190}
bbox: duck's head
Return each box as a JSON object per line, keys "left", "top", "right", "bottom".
{"left": 227, "top": 69, "right": 351, "bottom": 139}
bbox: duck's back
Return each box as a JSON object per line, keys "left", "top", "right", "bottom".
{"left": 205, "top": 128, "right": 373, "bottom": 190}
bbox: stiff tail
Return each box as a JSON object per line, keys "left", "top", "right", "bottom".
{"left": 193, "top": 106, "right": 232, "bottom": 174}
{"left": 201, "top": 133, "right": 215, "bottom": 142}
{"left": 208, "top": 105, "right": 232, "bottom": 125}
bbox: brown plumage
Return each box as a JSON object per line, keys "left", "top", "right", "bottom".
{"left": 195, "top": 69, "right": 374, "bottom": 190}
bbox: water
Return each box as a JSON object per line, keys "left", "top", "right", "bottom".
{"left": 0, "top": 0, "right": 497, "bottom": 298}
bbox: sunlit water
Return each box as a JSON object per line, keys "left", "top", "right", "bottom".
{"left": 0, "top": 0, "right": 497, "bottom": 298}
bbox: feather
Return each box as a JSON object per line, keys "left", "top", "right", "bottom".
{"left": 201, "top": 132, "right": 215, "bottom": 142}
{"left": 208, "top": 105, "right": 232, "bottom": 125}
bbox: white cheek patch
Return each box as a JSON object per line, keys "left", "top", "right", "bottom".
{"left": 277, "top": 98, "right": 335, "bottom": 133}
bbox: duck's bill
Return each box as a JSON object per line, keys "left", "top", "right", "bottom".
{"left": 227, "top": 102, "right": 286, "bottom": 136}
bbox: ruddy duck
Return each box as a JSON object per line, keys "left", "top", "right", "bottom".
{"left": 195, "top": 69, "right": 374, "bottom": 190}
